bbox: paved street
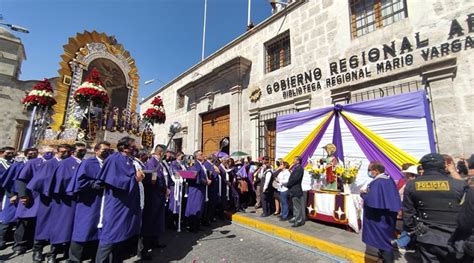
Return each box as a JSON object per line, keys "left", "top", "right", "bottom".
{"left": 0, "top": 220, "right": 344, "bottom": 263}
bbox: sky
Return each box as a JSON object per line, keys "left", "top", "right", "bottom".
{"left": 1, "top": 0, "right": 272, "bottom": 100}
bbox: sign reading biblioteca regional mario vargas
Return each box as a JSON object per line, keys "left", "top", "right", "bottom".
{"left": 266, "top": 13, "right": 474, "bottom": 99}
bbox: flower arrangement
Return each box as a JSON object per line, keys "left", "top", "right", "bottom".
{"left": 22, "top": 78, "right": 57, "bottom": 111}
{"left": 73, "top": 68, "right": 109, "bottom": 108}
{"left": 305, "top": 163, "right": 325, "bottom": 179}
{"left": 336, "top": 161, "right": 362, "bottom": 184}
{"left": 142, "top": 96, "right": 166, "bottom": 124}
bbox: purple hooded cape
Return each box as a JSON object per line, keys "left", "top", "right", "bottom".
{"left": 27, "top": 157, "right": 61, "bottom": 240}
{"left": 48, "top": 156, "right": 81, "bottom": 244}
{"left": 362, "top": 174, "right": 402, "bottom": 251}
{"left": 185, "top": 161, "right": 207, "bottom": 217}
{"left": 98, "top": 152, "right": 141, "bottom": 245}
{"left": 66, "top": 156, "right": 103, "bottom": 242}
{"left": 15, "top": 157, "right": 45, "bottom": 219}
{"left": 141, "top": 156, "right": 166, "bottom": 237}
{"left": 0, "top": 161, "right": 25, "bottom": 224}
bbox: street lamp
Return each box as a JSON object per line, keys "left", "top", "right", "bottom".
{"left": 144, "top": 78, "right": 166, "bottom": 86}
{"left": 0, "top": 22, "right": 29, "bottom": 34}
{"left": 166, "top": 121, "right": 182, "bottom": 149}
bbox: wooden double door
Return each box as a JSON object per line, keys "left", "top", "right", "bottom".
{"left": 201, "top": 106, "right": 230, "bottom": 156}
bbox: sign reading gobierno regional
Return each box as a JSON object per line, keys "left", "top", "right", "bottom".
{"left": 266, "top": 13, "right": 474, "bottom": 99}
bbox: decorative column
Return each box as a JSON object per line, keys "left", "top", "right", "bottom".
{"left": 65, "top": 61, "right": 85, "bottom": 123}
{"left": 189, "top": 101, "right": 198, "bottom": 151}
{"left": 229, "top": 85, "right": 242, "bottom": 153}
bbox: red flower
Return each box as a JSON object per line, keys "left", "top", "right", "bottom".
{"left": 86, "top": 68, "right": 104, "bottom": 86}
{"left": 151, "top": 96, "right": 163, "bottom": 106}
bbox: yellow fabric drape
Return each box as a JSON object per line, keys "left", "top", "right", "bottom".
{"left": 341, "top": 112, "right": 418, "bottom": 167}
{"left": 283, "top": 112, "right": 334, "bottom": 164}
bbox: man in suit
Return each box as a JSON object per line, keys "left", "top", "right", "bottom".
{"left": 284, "top": 156, "right": 305, "bottom": 227}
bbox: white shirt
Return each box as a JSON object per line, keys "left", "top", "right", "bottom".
{"left": 277, "top": 169, "right": 291, "bottom": 192}
{"left": 262, "top": 167, "right": 273, "bottom": 192}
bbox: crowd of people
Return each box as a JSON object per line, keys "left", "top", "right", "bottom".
{"left": 0, "top": 137, "right": 305, "bottom": 262}
{"left": 361, "top": 154, "right": 474, "bottom": 263}
{"left": 1, "top": 139, "right": 473, "bottom": 263}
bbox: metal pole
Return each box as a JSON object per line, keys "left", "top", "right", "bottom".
{"left": 247, "top": 0, "right": 252, "bottom": 27}
{"left": 201, "top": 0, "right": 208, "bottom": 61}
{"left": 177, "top": 180, "right": 182, "bottom": 232}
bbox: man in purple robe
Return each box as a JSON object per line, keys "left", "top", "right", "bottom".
{"left": 169, "top": 152, "right": 187, "bottom": 224}
{"left": 95, "top": 136, "right": 144, "bottom": 263}
{"left": 27, "top": 144, "right": 72, "bottom": 263}
{"left": 45, "top": 143, "right": 86, "bottom": 262}
{"left": 139, "top": 144, "right": 167, "bottom": 259}
{"left": 185, "top": 150, "right": 210, "bottom": 233}
{"left": 14, "top": 146, "right": 54, "bottom": 257}
{"left": 203, "top": 155, "right": 220, "bottom": 224}
{"left": 0, "top": 148, "right": 37, "bottom": 255}
{"left": 66, "top": 141, "right": 111, "bottom": 262}
{"left": 0, "top": 146, "right": 16, "bottom": 250}
{"left": 361, "top": 161, "right": 401, "bottom": 263}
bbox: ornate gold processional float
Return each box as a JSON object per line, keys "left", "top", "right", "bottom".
{"left": 21, "top": 31, "right": 158, "bottom": 149}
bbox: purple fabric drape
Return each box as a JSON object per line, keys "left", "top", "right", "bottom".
{"left": 332, "top": 107, "right": 345, "bottom": 164}
{"left": 300, "top": 114, "right": 334, "bottom": 167}
{"left": 277, "top": 107, "right": 332, "bottom": 133}
{"left": 342, "top": 117, "right": 402, "bottom": 181}
{"left": 343, "top": 91, "right": 427, "bottom": 119}
{"left": 277, "top": 91, "right": 429, "bottom": 134}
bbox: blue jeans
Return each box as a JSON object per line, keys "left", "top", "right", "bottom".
{"left": 280, "top": 191, "right": 289, "bottom": 219}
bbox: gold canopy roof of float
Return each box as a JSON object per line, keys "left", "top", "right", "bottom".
{"left": 51, "top": 30, "right": 140, "bottom": 131}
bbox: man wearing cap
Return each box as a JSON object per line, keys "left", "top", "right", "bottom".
{"left": 403, "top": 153, "right": 470, "bottom": 262}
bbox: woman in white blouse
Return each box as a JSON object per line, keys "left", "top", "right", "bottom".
{"left": 275, "top": 161, "right": 291, "bottom": 221}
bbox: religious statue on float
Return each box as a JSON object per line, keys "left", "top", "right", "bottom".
{"left": 71, "top": 68, "right": 110, "bottom": 140}
{"left": 321, "top": 143, "right": 339, "bottom": 190}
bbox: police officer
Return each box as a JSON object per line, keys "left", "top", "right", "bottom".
{"left": 451, "top": 187, "right": 474, "bottom": 260}
{"left": 403, "top": 153, "right": 470, "bottom": 262}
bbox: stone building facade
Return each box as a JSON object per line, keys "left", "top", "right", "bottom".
{"left": 0, "top": 27, "right": 41, "bottom": 149}
{"left": 141, "top": 0, "right": 474, "bottom": 159}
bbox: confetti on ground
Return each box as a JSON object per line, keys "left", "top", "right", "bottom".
{"left": 240, "top": 238, "right": 243, "bottom": 241}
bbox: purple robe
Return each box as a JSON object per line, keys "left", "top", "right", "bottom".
{"left": 141, "top": 156, "right": 166, "bottom": 237}
{"left": 15, "top": 157, "right": 45, "bottom": 219}
{"left": 48, "top": 156, "right": 80, "bottom": 244}
{"left": 217, "top": 164, "right": 228, "bottom": 203}
{"left": 0, "top": 159, "right": 12, "bottom": 204}
{"left": 204, "top": 161, "right": 220, "bottom": 204}
{"left": 67, "top": 157, "right": 103, "bottom": 242}
{"left": 98, "top": 152, "right": 141, "bottom": 245}
{"left": 185, "top": 161, "right": 207, "bottom": 217}
{"left": 27, "top": 157, "right": 61, "bottom": 240}
{"left": 0, "top": 161, "right": 25, "bottom": 224}
{"left": 168, "top": 160, "right": 185, "bottom": 213}
{"left": 362, "top": 174, "right": 402, "bottom": 251}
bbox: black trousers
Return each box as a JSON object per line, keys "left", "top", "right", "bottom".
{"left": 50, "top": 242, "right": 70, "bottom": 258}
{"left": 418, "top": 243, "right": 472, "bottom": 263}
{"left": 137, "top": 236, "right": 156, "bottom": 256}
{"left": 95, "top": 236, "right": 138, "bottom": 263}
{"left": 33, "top": 239, "right": 49, "bottom": 253}
{"left": 13, "top": 218, "right": 35, "bottom": 252}
{"left": 261, "top": 191, "right": 274, "bottom": 216}
{"left": 0, "top": 222, "right": 14, "bottom": 247}
{"left": 378, "top": 249, "right": 394, "bottom": 263}
{"left": 69, "top": 240, "right": 99, "bottom": 262}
